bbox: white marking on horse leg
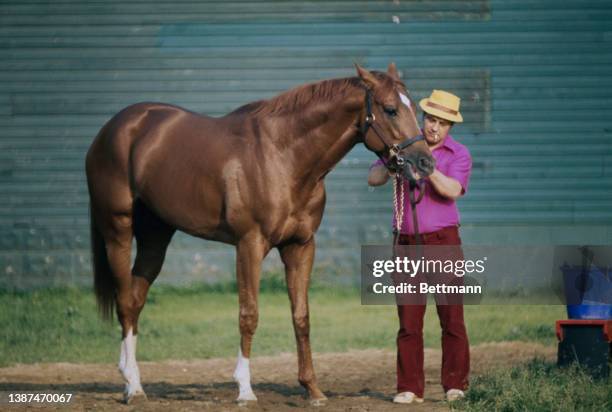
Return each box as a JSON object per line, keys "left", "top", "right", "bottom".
{"left": 232, "top": 349, "right": 257, "bottom": 402}
{"left": 119, "top": 338, "right": 127, "bottom": 371}
{"left": 118, "top": 328, "right": 145, "bottom": 399}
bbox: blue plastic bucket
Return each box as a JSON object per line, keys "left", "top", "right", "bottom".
{"left": 561, "top": 264, "right": 612, "bottom": 320}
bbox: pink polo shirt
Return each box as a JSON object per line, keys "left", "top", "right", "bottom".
{"left": 371, "top": 135, "right": 472, "bottom": 235}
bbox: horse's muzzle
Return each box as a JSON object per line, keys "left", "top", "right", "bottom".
{"left": 392, "top": 153, "right": 435, "bottom": 182}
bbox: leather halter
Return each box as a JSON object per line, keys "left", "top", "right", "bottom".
{"left": 360, "top": 87, "right": 425, "bottom": 171}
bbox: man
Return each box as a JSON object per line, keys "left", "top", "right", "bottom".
{"left": 368, "top": 90, "right": 472, "bottom": 404}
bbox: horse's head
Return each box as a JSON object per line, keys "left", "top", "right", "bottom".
{"left": 356, "top": 63, "right": 435, "bottom": 181}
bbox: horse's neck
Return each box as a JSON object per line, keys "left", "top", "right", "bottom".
{"left": 278, "top": 90, "right": 363, "bottom": 185}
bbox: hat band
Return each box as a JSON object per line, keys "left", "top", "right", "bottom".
{"left": 426, "top": 101, "right": 458, "bottom": 116}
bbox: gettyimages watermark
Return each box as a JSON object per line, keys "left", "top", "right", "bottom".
{"left": 361, "top": 245, "right": 612, "bottom": 305}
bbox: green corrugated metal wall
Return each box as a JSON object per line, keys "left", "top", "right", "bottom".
{"left": 1, "top": 0, "right": 611, "bottom": 288}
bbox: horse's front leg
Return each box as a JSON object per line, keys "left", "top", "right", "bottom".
{"left": 232, "top": 233, "right": 268, "bottom": 403}
{"left": 279, "top": 237, "right": 327, "bottom": 405}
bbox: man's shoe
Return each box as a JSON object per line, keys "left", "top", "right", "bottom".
{"left": 393, "top": 391, "right": 424, "bottom": 404}
{"left": 446, "top": 389, "right": 465, "bottom": 402}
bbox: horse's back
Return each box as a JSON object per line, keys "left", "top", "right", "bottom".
{"left": 91, "top": 102, "right": 205, "bottom": 152}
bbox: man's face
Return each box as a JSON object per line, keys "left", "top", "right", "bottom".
{"left": 423, "top": 113, "right": 453, "bottom": 145}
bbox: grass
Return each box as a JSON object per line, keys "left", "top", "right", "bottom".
{"left": 3, "top": 283, "right": 608, "bottom": 411}
{"left": 453, "top": 359, "right": 612, "bottom": 412}
{"left": 0, "top": 281, "right": 566, "bottom": 366}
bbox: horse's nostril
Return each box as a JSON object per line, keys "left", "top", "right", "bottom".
{"left": 419, "top": 156, "right": 433, "bottom": 169}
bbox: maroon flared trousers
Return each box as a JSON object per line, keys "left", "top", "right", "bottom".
{"left": 395, "top": 225, "right": 470, "bottom": 397}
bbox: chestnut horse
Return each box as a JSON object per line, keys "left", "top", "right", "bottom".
{"left": 85, "top": 64, "right": 434, "bottom": 404}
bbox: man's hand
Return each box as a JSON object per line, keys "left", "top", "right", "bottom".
{"left": 369, "top": 164, "right": 464, "bottom": 200}
{"left": 368, "top": 164, "right": 391, "bottom": 186}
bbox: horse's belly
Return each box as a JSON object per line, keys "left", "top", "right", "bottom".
{"left": 133, "top": 161, "right": 232, "bottom": 239}
{"left": 140, "top": 189, "right": 224, "bottom": 234}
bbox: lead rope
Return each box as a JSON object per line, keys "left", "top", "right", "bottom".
{"left": 408, "top": 180, "right": 423, "bottom": 247}
{"left": 392, "top": 175, "right": 404, "bottom": 246}
{"left": 393, "top": 176, "right": 425, "bottom": 249}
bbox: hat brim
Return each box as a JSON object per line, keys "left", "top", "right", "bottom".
{"left": 419, "top": 98, "right": 463, "bottom": 123}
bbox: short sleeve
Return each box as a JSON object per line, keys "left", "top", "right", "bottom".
{"left": 446, "top": 147, "right": 472, "bottom": 195}
{"left": 369, "top": 158, "right": 385, "bottom": 170}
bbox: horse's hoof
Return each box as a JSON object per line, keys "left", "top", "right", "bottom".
{"left": 236, "top": 399, "right": 258, "bottom": 407}
{"left": 310, "top": 397, "right": 327, "bottom": 407}
{"left": 124, "top": 391, "right": 147, "bottom": 405}
{"left": 236, "top": 398, "right": 258, "bottom": 407}
{"left": 236, "top": 391, "right": 258, "bottom": 406}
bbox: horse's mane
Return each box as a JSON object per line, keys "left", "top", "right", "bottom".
{"left": 229, "top": 77, "right": 364, "bottom": 118}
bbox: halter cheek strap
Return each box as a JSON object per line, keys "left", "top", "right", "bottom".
{"left": 359, "top": 88, "right": 376, "bottom": 143}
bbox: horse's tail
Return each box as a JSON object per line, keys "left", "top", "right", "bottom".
{"left": 90, "top": 207, "right": 116, "bottom": 321}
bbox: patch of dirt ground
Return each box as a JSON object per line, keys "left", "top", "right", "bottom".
{"left": 0, "top": 342, "right": 555, "bottom": 411}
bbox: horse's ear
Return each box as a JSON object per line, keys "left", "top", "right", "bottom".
{"left": 355, "top": 63, "right": 379, "bottom": 89}
{"left": 387, "top": 62, "right": 401, "bottom": 81}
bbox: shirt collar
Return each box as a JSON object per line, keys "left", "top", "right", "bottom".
{"left": 435, "top": 134, "right": 458, "bottom": 153}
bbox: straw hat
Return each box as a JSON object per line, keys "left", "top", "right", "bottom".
{"left": 419, "top": 90, "right": 463, "bottom": 123}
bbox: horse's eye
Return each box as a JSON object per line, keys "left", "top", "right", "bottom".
{"left": 384, "top": 107, "right": 398, "bottom": 117}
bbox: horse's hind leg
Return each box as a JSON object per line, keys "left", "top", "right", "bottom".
{"left": 118, "top": 200, "right": 175, "bottom": 404}
{"left": 130, "top": 200, "right": 175, "bottom": 333}
{"left": 94, "top": 210, "right": 144, "bottom": 403}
